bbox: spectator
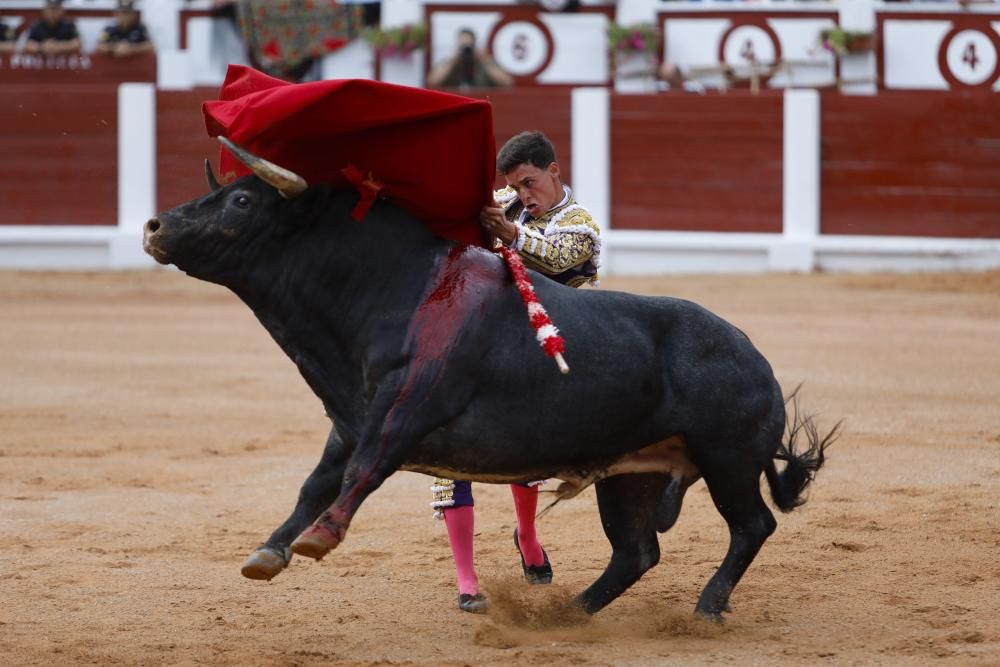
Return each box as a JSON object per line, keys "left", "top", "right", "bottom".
{"left": 24, "top": 0, "right": 80, "bottom": 55}
{"left": 208, "top": 0, "right": 238, "bottom": 21}
{"left": 535, "top": 0, "right": 582, "bottom": 10}
{"left": 658, "top": 60, "right": 686, "bottom": 89}
{"left": 426, "top": 28, "right": 513, "bottom": 90}
{"left": 96, "top": 1, "right": 153, "bottom": 58}
{"left": 0, "top": 19, "right": 16, "bottom": 54}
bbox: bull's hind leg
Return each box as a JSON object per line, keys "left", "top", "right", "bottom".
{"left": 576, "top": 473, "right": 670, "bottom": 614}
{"left": 242, "top": 427, "right": 350, "bottom": 580}
{"left": 694, "top": 459, "right": 777, "bottom": 621}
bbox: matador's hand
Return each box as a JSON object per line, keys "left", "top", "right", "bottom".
{"left": 480, "top": 203, "right": 517, "bottom": 246}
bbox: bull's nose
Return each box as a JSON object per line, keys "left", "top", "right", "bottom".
{"left": 143, "top": 217, "right": 170, "bottom": 263}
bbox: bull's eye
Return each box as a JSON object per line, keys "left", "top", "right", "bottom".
{"left": 235, "top": 195, "right": 251, "bottom": 209}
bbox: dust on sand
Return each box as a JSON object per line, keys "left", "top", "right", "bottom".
{"left": 1, "top": 270, "right": 998, "bottom": 666}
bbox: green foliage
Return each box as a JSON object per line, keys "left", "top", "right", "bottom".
{"left": 818, "top": 27, "right": 875, "bottom": 56}
{"left": 362, "top": 23, "right": 426, "bottom": 59}
{"left": 607, "top": 22, "right": 658, "bottom": 63}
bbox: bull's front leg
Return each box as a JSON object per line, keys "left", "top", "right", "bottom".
{"left": 241, "top": 426, "right": 351, "bottom": 580}
{"left": 289, "top": 377, "right": 445, "bottom": 560}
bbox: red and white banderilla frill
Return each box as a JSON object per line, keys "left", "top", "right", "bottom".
{"left": 498, "top": 246, "right": 569, "bottom": 375}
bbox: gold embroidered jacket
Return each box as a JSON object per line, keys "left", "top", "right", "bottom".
{"left": 495, "top": 185, "right": 601, "bottom": 288}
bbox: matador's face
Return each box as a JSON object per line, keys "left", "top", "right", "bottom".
{"left": 503, "top": 162, "right": 562, "bottom": 219}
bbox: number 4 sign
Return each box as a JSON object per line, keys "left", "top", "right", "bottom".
{"left": 942, "top": 28, "right": 999, "bottom": 87}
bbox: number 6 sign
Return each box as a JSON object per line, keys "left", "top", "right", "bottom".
{"left": 489, "top": 18, "right": 554, "bottom": 78}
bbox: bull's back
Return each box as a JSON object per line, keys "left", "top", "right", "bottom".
{"left": 442, "top": 282, "right": 780, "bottom": 466}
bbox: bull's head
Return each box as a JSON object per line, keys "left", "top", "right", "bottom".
{"left": 143, "top": 138, "right": 317, "bottom": 281}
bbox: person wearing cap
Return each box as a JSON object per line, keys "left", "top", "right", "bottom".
{"left": 0, "top": 19, "right": 16, "bottom": 54}
{"left": 24, "top": 0, "right": 80, "bottom": 55}
{"left": 96, "top": 1, "right": 153, "bottom": 58}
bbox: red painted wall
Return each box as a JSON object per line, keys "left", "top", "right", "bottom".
{"left": 465, "top": 87, "right": 573, "bottom": 191}
{"left": 5, "top": 85, "right": 999, "bottom": 244}
{"left": 156, "top": 89, "right": 220, "bottom": 213}
{"left": 153, "top": 87, "right": 573, "bottom": 212}
{"left": 610, "top": 92, "right": 784, "bottom": 233}
{"left": 0, "top": 86, "right": 117, "bottom": 226}
{"left": 822, "top": 93, "right": 1000, "bottom": 238}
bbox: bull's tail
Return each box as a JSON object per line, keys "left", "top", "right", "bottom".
{"left": 764, "top": 388, "right": 840, "bottom": 513}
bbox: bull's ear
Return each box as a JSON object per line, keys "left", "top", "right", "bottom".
{"left": 204, "top": 159, "right": 221, "bottom": 192}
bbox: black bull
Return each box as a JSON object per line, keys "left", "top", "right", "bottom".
{"left": 143, "top": 162, "right": 835, "bottom": 621}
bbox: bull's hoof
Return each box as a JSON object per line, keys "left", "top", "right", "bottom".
{"left": 290, "top": 524, "right": 340, "bottom": 560}
{"left": 241, "top": 547, "right": 289, "bottom": 581}
{"left": 458, "top": 593, "right": 489, "bottom": 614}
{"left": 694, "top": 609, "right": 724, "bottom": 624}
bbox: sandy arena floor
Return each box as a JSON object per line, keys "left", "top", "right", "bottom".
{"left": 1, "top": 269, "right": 998, "bottom": 666}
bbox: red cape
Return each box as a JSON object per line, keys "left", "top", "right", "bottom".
{"left": 203, "top": 65, "right": 496, "bottom": 247}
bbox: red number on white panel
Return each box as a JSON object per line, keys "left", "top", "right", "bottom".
{"left": 962, "top": 42, "right": 979, "bottom": 71}
{"left": 513, "top": 34, "right": 528, "bottom": 61}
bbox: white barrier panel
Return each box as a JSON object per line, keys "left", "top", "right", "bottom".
{"left": 775, "top": 88, "right": 820, "bottom": 273}
{"left": 113, "top": 83, "right": 157, "bottom": 269}
{"left": 878, "top": 7, "right": 1000, "bottom": 92}
{"left": 660, "top": 7, "right": 838, "bottom": 91}
{"left": 571, "top": 87, "right": 609, "bottom": 239}
{"left": 426, "top": 3, "right": 613, "bottom": 85}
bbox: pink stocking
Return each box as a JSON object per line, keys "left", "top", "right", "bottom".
{"left": 510, "top": 484, "right": 545, "bottom": 566}
{"left": 443, "top": 506, "right": 479, "bottom": 595}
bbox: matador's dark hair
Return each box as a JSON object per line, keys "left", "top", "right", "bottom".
{"left": 496, "top": 131, "right": 557, "bottom": 174}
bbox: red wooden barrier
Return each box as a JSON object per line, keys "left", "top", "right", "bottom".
{"left": 0, "top": 85, "right": 117, "bottom": 226}
{"left": 466, "top": 87, "right": 573, "bottom": 190}
{"left": 0, "top": 52, "right": 156, "bottom": 85}
{"left": 156, "top": 89, "right": 220, "bottom": 213}
{"left": 822, "top": 93, "right": 1000, "bottom": 238}
{"left": 154, "top": 87, "right": 573, "bottom": 210}
{"left": 610, "top": 92, "right": 783, "bottom": 233}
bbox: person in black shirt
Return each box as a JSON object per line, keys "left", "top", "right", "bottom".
{"left": 24, "top": 0, "right": 80, "bottom": 55}
{"left": 96, "top": 1, "right": 153, "bottom": 58}
{"left": 0, "top": 20, "right": 16, "bottom": 54}
{"left": 426, "top": 28, "right": 513, "bottom": 91}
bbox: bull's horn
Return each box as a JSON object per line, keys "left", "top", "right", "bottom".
{"left": 204, "top": 159, "right": 221, "bottom": 192}
{"left": 217, "top": 136, "right": 308, "bottom": 199}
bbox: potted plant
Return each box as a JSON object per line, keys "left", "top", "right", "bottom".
{"left": 608, "top": 22, "right": 658, "bottom": 69}
{"left": 819, "top": 27, "right": 876, "bottom": 56}
{"left": 362, "top": 23, "right": 426, "bottom": 60}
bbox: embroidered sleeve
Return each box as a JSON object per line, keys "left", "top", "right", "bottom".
{"left": 493, "top": 186, "right": 518, "bottom": 206}
{"left": 515, "top": 207, "right": 601, "bottom": 275}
